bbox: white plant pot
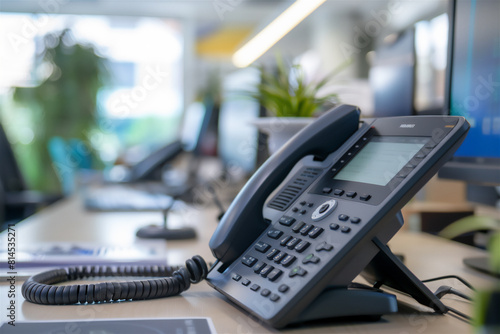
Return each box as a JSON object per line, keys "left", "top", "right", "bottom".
{"left": 249, "top": 117, "right": 314, "bottom": 154}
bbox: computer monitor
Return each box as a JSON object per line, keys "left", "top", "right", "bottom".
{"left": 370, "top": 12, "right": 449, "bottom": 118}
{"left": 369, "top": 29, "right": 416, "bottom": 117}
{"left": 438, "top": 0, "right": 500, "bottom": 195}
{"left": 437, "top": 0, "right": 500, "bottom": 277}
{"left": 218, "top": 67, "right": 263, "bottom": 177}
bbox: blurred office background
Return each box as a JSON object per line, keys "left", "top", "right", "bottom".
{"left": 0, "top": 0, "right": 450, "bottom": 203}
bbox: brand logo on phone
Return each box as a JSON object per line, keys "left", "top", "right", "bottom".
{"left": 400, "top": 124, "right": 416, "bottom": 128}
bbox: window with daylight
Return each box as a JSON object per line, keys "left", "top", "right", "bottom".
{"left": 0, "top": 13, "right": 183, "bottom": 191}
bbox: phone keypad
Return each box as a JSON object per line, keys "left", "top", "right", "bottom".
{"left": 234, "top": 204, "right": 365, "bottom": 305}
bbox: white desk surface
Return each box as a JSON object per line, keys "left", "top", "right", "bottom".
{"left": 0, "top": 196, "right": 496, "bottom": 333}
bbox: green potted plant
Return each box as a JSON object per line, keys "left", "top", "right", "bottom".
{"left": 11, "top": 29, "right": 107, "bottom": 193}
{"left": 439, "top": 216, "right": 500, "bottom": 332}
{"left": 248, "top": 54, "right": 348, "bottom": 153}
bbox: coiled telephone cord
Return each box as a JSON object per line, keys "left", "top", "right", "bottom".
{"left": 21, "top": 255, "right": 209, "bottom": 305}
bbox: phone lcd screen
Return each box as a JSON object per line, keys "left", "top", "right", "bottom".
{"left": 333, "top": 136, "right": 427, "bottom": 186}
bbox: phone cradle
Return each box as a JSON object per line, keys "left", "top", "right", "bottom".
{"left": 291, "top": 286, "right": 397, "bottom": 324}
{"left": 136, "top": 202, "right": 196, "bottom": 240}
{"left": 293, "top": 233, "right": 448, "bottom": 325}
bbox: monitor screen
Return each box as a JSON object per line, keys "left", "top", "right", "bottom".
{"left": 370, "top": 29, "right": 415, "bottom": 117}
{"left": 218, "top": 68, "right": 261, "bottom": 175}
{"left": 439, "top": 0, "right": 500, "bottom": 187}
{"left": 449, "top": 0, "right": 500, "bottom": 160}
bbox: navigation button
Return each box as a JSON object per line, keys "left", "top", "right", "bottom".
{"left": 311, "top": 199, "right": 337, "bottom": 221}
{"left": 319, "top": 204, "right": 330, "bottom": 214}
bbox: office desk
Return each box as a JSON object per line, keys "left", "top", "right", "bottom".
{"left": 0, "top": 196, "right": 496, "bottom": 333}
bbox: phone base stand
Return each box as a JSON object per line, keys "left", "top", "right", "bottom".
{"left": 292, "top": 286, "right": 397, "bottom": 325}
{"left": 362, "top": 237, "right": 447, "bottom": 313}
{"left": 136, "top": 204, "right": 197, "bottom": 240}
{"left": 136, "top": 225, "right": 196, "bottom": 240}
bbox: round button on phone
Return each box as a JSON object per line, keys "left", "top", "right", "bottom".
{"left": 319, "top": 204, "right": 330, "bottom": 214}
{"left": 311, "top": 199, "right": 337, "bottom": 221}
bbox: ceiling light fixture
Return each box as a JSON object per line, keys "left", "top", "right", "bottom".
{"left": 232, "top": 0, "right": 326, "bottom": 68}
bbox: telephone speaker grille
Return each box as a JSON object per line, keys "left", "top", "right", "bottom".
{"left": 267, "top": 168, "right": 322, "bottom": 211}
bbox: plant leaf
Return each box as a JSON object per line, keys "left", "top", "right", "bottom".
{"left": 439, "top": 216, "right": 500, "bottom": 239}
{"left": 489, "top": 232, "right": 500, "bottom": 275}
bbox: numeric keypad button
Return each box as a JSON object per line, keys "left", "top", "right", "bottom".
{"left": 281, "top": 255, "right": 296, "bottom": 267}
{"left": 294, "top": 240, "right": 310, "bottom": 253}
{"left": 291, "top": 221, "right": 305, "bottom": 233}
{"left": 255, "top": 241, "right": 271, "bottom": 253}
{"left": 308, "top": 226, "right": 324, "bottom": 239}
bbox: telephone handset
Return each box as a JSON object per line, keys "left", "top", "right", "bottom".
{"left": 22, "top": 105, "right": 470, "bottom": 330}
{"left": 210, "top": 105, "right": 361, "bottom": 266}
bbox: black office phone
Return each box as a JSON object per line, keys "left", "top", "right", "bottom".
{"left": 22, "top": 105, "right": 469, "bottom": 329}
{"left": 207, "top": 105, "right": 469, "bottom": 327}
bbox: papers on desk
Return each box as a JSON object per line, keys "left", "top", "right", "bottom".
{"left": 0, "top": 318, "right": 217, "bottom": 334}
{"left": 0, "top": 242, "right": 168, "bottom": 279}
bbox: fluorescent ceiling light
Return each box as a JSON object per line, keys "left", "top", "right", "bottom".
{"left": 232, "top": 0, "right": 326, "bottom": 68}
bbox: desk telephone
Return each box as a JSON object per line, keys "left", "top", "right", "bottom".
{"left": 22, "top": 105, "right": 470, "bottom": 328}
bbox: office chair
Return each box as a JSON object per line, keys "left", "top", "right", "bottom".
{"left": 0, "top": 122, "right": 61, "bottom": 231}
